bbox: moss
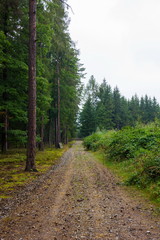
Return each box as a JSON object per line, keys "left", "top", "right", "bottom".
{"left": 0, "top": 195, "right": 11, "bottom": 199}
{"left": 0, "top": 145, "right": 67, "bottom": 198}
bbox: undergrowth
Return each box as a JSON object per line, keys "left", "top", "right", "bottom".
{"left": 83, "top": 122, "right": 160, "bottom": 204}
{"left": 0, "top": 146, "right": 67, "bottom": 198}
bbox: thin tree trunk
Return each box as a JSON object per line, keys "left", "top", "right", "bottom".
{"left": 55, "top": 116, "right": 58, "bottom": 148}
{"left": 1, "top": 3, "right": 8, "bottom": 153}
{"left": 62, "top": 127, "right": 68, "bottom": 144}
{"left": 57, "top": 61, "right": 61, "bottom": 144}
{"left": 2, "top": 70, "right": 8, "bottom": 153}
{"left": 1, "top": 110, "right": 8, "bottom": 153}
{"left": 39, "top": 116, "right": 44, "bottom": 151}
{"left": 65, "top": 127, "right": 68, "bottom": 144}
{"left": 55, "top": 60, "right": 61, "bottom": 148}
{"left": 26, "top": 0, "right": 37, "bottom": 171}
{"left": 49, "top": 118, "right": 53, "bottom": 147}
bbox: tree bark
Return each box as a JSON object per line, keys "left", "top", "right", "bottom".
{"left": 26, "top": 0, "right": 37, "bottom": 171}
{"left": 48, "top": 118, "right": 54, "bottom": 147}
{"left": 65, "top": 127, "right": 68, "bottom": 144}
{"left": 62, "top": 127, "right": 68, "bottom": 144}
{"left": 1, "top": 2, "right": 8, "bottom": 153}
{"left": 1, "top": 110, "right": 8, "bottom": 153}
{"left": 39, "top": 116, "right": 44, "bottom": 151}
{"left": 55, "top": 60, "right": 61, "bottom": 148}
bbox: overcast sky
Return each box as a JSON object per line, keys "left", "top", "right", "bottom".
{"left": 68, "top": 0, "right": 160, "bottom": 102}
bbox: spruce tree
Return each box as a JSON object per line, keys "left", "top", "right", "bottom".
{"left": 80, "top": 97, "right": 96, "bottom": 137}
{"left": 26, "top": 0, "right": 37, "bottom": 171}
{"left": 96, "top": 79, "right": 114, "bottom": 130}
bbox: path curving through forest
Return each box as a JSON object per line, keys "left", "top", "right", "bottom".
{"left": 0, "top": 141, "right": 160, "bottom": 240}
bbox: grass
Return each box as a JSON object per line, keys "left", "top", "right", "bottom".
{"left": 0, "top": 146, "right": 67, "bottom": 198}
{"left": 83, "top": 125, "right": 160, "bottom": 208}
{"left": 93, "top": 150, "right": 160, "bottom": 211}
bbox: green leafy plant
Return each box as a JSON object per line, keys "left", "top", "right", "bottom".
{"left": 83, "top": 122, "right": 160, "bottom": 203}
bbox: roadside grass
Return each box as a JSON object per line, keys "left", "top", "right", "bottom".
{"left": 93, "top": 150, "right": 160, "bottom": 212}
{"left": 94, "top": 151, "right": 135, "bottom": 182}
{"left": 83, "top": 123, "right": 160, "bottom": 208}
{"left": 0, "top": 146, "right": 67, "bottom": 199}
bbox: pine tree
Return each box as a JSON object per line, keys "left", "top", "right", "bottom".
{"left": 80, "top": 96, "right": 96, "bottom": 137}
{"left": 0, "top": 0, "right": 28, "bottom": 152}
{"left": 112, "top": 87, "right": 122, "bottom": 129}
{"left": 26, "top": 0, "right": 37, "bottom": 171}
{"left": 96, "top": 79, "right": 114, "bottom": 130}
{"left": 128, "top": 94, "right": 140, "bottom": 125}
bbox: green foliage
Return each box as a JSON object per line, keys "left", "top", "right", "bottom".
{"left": 127, "top": 154, "right": 160, "bottom": 187}
{"left": 83, "top": 122, "right": 160, "bottom": 203}
{"left": 83, "top": 130, "right": 115, "bottom": 152}
{"left": 79, "top": 96, "right": 96, "bottom": 137}
{"left": 79, "top": 77, "right": 160, "bottom": 137}
{"left": 0, "top": 0, "right": 84, "bottom": 151}
{"left": 83, "top": 132, "right": 104, "bottom": 151}
{"left": 8, "top": 130, "right": 27, "bottom": 146}
{"left": 108, "top": 128, "right": 137, "bottom": 161}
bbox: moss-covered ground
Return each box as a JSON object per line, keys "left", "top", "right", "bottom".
{"left": 0, "top": 146, "right": 68, "bottom": 199}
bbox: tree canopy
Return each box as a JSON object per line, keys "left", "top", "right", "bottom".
{"left": 79, "top": 76, "right": 160, "bottom": 137}
{"left": 0, "top": 0, "right": 84, "bottom": 155}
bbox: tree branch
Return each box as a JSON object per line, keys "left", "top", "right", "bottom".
{"left": 60, "top": 0, "right": 74, "bottom": 14}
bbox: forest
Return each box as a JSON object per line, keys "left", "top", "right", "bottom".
{"left": 80, "top": 76, "right": 160, "bottom": 203}
{"left": 0, "top": 0, "right": 84, "bottom": 163}
{"left": 0, "top": 0, "right": 160, "bottom": 196}
{"left": 79, "top": 75, "right": 160, "bottom": 137}
{"left": 0, "top": 1, "right": 160, "bottom": 238}
{"left": 1, "top": 0, "right": 160, "bottom": 160}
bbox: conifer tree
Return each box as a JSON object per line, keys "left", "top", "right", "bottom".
{"left": 80, "top": 96, "right": 96, "bottom": 137}
{"left": 26, "top": 0, "right": 37, "bottom": 171}
{"left": 96, "top": 79, "right": 114, "bottom": 130}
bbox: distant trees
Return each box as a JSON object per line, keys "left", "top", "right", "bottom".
{"left": 79, "top": 76, "right": 160, "bottom": 137}
{"left": 80, "top": 96, "right": 96, "bottom": 137}
{"left": 0, "top": 0, "right": 28, "bottom": 153}
{"left": 96, "top": 79, "right": 113, "bottom": 130}
{"left": 0, "top": 1, "right": 84, "bottom": 162}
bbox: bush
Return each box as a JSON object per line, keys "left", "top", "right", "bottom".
{"left": 126, "top": 155, "right": 160, "bottom": 189}
{"left": 83, "top": 122, "right": 160, "bottom": 202}
{"left": 108, "top": 127, "right": 137, "bottom": 161}
{"left": 108, "top": 124, "right": 160, "bottom": 162}
{"left": 83, "top": 132, "right": 104, "bottom": 151}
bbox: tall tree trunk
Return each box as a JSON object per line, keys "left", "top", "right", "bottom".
{"left": 1, "top": 2, "right": 8, "bottom": 153}
{"left": 55, "top": 61, "right": 61, "bottom": 148}
{"left": 26, "top": 0, "right": 37, "bottom": 171}
{"left": 1, "top": 110, "right": 8, "bottom": 153}
{"left": 39, "top": 116, "right": 44, "bottom": 151}
{"left": 55, "top": 116, "right": 58, "bottom": 148}
{"left": 49, "top": 118, "right": 53, "bottom": 147}
{"left": 65, "top": 127, "right": 68, "bottom": 144}
{"left": 62, "top": 127, "right": 68, "bottom": 144}
{"left": 1, "top": 77, "right": 8, "bottom": 153}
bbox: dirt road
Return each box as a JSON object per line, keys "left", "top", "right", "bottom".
{"left": 0, "top": 142, "right": 160, "bottom": 240}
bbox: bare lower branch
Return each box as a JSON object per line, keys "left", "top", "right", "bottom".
{"left": 60, "top": 0, "right": 74, "bottom": 14}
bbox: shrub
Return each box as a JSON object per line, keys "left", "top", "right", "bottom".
{"left": 126, "top": 155, "right": 160, "bottom": 188}
{"left": 83, "top": 132, "right": 104, "bottom": 151}
{"left": 83, "top": 122, "right": 160, "bottom": 202}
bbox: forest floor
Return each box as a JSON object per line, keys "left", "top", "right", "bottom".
{"left": 0, "top": 141, "right": 160, "bottom": 240}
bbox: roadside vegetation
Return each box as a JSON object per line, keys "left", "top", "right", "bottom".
{"left": 83, "top": 122, "right": 160, "bottom": 204}
{"left": 0, "top": 146, "right": 67, "bottom": 199}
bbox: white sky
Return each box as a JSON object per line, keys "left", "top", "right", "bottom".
{"left": 68, "top": 0, "right": 160, "bottom": 102}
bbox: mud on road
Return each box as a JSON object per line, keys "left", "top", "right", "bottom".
{"left": 0, "top": 141, "right": 160, "bottom": 240}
